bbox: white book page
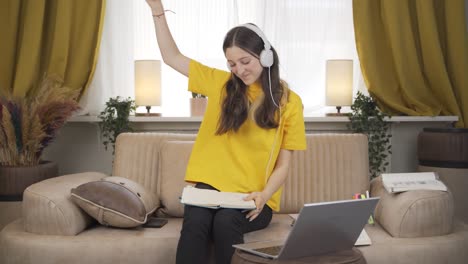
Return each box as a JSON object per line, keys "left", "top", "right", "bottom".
{"left": 180, "top": 186, "right": 221, "bottom": 207}
{"left": 180, "top": 186, "right": 255, "bottom": 209}
{"left": 382, "top": 172, "right": 436, "bottom": 183}
{"left": 382, "top": 172, "right": 447, "bottom": 192}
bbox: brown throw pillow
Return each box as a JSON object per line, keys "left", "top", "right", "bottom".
{"left": 71, "top": 176, "right": 159, "bottom": 228}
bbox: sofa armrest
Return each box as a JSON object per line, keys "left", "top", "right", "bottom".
{"left": 23, "top": 172, "right": 106, "bottom": 235}
{"left": 370, "top": 176, "right": 454, "bottom": 238}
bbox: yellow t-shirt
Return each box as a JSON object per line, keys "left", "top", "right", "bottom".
{"left": 185, "top": 60, "right": 306, "bottom": 211}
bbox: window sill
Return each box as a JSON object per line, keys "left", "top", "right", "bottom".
{"left": 70, "top": 114, "right": 458, "bottom": 123}
{"left": 68, "top": 114, "right": 458, "bottom": 132}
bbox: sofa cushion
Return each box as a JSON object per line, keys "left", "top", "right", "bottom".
{"left": 157, "top": 141, "right": 194, "bottom": 217}
{"left": 71, "top": 176, "right": 158, "bottom": 228}
{"left": 22, "top": 172, "right": 106, "bottom": 235}
{"left": 371, "top": 176, "right": 454, "bottom": 238}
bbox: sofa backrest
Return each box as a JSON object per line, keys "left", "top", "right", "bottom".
{"left": 113, "top": 133, "right": 369, "bottom": 215}
{"left": 113, "top": 133, "right": 195, "bottom": 197}
{"left": 280, "top": 134, "right": 369, "bottom": 213}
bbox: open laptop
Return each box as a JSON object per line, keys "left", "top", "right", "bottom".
{"left": 233, "top": 197, "right": 379, "bottom": 260}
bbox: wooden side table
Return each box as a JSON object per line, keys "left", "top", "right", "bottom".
{"left": 231, "top": 248, "right": 366, "bottom": 264}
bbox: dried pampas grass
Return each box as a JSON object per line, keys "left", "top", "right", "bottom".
{"left": 0, "top": 74, "right": 80, "bottom": 166}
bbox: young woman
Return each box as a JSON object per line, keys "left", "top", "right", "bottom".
{"left": 145, "top": 1, "right": 306, "bottom": 263}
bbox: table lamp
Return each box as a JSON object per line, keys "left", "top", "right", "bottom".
{"left": 135, "top": 60, "right": 161, "bottom": 116}
{"left": 325, "top": 59, "right": 353, "bottom": 116}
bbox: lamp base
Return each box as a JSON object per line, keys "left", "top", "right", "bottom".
{"left": 325, "top": 106, "right": 349, "bottom": 116}
{"left": 135, "top": 112, "right": 161, "bottom": 117}
{"left": 325, "top": 112, "right": 349, "bottom": 117}
{"left": 135, "top": 105, "right": 161, "bottom": 116}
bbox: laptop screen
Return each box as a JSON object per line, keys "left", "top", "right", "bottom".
{"left": 233, "top": 198, "right": 379, "bottom": 260}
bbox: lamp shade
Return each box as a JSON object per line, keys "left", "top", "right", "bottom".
{"left": 325, "top": 60, "right": 353, "bottom": 107}
{"left": 135, "top": 60, "right": 161, "bottom": 106}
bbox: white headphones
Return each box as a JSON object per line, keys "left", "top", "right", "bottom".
{"left": 239, "top": 24, "right": 274, "bottom": 68}
{"left": 234, "top": 24, "right": 279, "bottom": 108}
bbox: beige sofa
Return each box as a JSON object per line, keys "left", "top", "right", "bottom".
{"left": 1, "top": 132, "right": 467, "bottom": 264}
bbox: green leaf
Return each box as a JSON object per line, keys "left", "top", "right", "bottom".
{"left": 98, "top": 96, "right": 136, "bottom": 155}
{"left": 347, "top": 91, "right": 392, "bottom": 180}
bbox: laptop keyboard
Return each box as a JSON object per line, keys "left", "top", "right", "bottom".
{"left": 254, "top": 245, "right": 283, "bottom": 256}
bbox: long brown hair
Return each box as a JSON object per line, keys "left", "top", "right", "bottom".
{"left": 216, "top": 24, "right": 285, "bottom": 135}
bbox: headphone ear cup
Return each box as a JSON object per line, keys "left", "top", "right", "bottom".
{"left": 260, "top": 49, "right": 274, "bottom": 67}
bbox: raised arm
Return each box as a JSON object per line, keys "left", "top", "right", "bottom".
{"left": 145, "top": 0, "right": 190, "bottom": 76}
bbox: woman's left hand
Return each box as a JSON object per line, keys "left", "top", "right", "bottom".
{"left": 244, "top": 191, "right": 268, "bottom": 222}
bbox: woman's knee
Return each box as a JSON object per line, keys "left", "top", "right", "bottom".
{"left": 182, "top": 206, "right": 213, "bottom": 233}
{"left": 212, "top": 209, "right": 246, "bottom": 234}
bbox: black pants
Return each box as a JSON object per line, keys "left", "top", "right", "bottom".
{"left": 176, "top": 183, "right": 273, "bottom": 264}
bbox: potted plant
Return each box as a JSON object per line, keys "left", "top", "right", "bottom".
{"left": 347, "top": 91, "right": 392, "bottom": 179}
{"left": 0, "top": 74, "right": 80, "bottom": 200}
{"left": 98, "top": 96, "right": 136, "bottom": 154}
{"left": 190, "top": 92, "right": 207, "bottom": 116}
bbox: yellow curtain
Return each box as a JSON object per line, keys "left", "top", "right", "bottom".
{"left": 0, "top": 0, "right": 106, "bottom": 98}
{"left": 353, "top": 0, "right": 467, "bottom": 127}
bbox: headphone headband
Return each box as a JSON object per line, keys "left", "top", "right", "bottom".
{"left": 238, "top": 23, "right": 274, "bottom": 68}
{"left": 239, "top": 23, "right": 271, "bottom": 51}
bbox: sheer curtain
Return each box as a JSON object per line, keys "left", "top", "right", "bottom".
{"left": 133, "top": 0, "right": 238, "bottom": 116}
{"left": 79, "top": 0, "right": 134, "bottom": 116}
{"left": 80, "top": 0, "right": 363, "bottom": 116}
{"left": 253, "top": 0, "right": 364, "bottom": 113}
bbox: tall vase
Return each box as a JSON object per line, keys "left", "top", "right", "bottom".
{"left": 0, "top": 161, "right": 59, "bottom": 201}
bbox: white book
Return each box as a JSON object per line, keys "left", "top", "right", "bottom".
{"left": 381, "top": 172, "right": 447, "bottom": 193}
{"left": 180, "top": 186, "right": 256, "bottom": 210}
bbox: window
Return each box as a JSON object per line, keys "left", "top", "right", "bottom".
{"left": 83, "top": 0, "right": 362, "bottom": 117}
